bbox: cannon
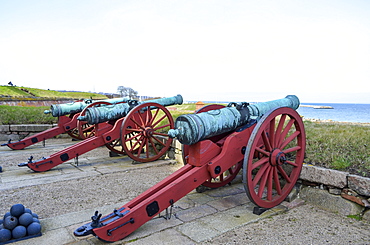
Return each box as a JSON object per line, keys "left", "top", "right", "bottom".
{"left": 1, "top": 97, "right": 129, "bottom": 150}
{"left": 73, "top": 95, "right": 306, "bottom": 242}
{"left": 18, "top": 95, "right": 183, "bottom": 172}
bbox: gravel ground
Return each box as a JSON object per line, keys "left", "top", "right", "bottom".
{"left": 201, "top": 204, "right": 370, "bottom": 245}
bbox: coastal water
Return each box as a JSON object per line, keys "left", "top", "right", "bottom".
{"left": 297, "top": 103, "right": 370, "bottom": 123}
{"left": 193, "top": 101, "right": 370, "bottom": 123}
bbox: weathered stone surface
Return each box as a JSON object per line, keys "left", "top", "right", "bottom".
{"left": 363, "top": 209, "right": 370, "bottom": 223}
{"left": 300, "top": 187, "right": 364, "bottom": 215}
{"left": 0, "top": 125, "right": 10, "bottom": 132}
{"left": 10, "top": 124, "right": 52, "bottom": 132}
{"left": 0, "top": 133, "right": 20, "bottom": 142}
{"left": 328, "top": 187, "right": 342, "bottom": 195}
{"left": 348, "top": 174, "right": 370, "bottom": 196}
{"left": 300, "top": 165, "right": 348, "bottom": 188}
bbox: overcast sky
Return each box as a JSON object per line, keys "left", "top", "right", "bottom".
{"left": 1, "top": 0, "right": 369, "bottom": 103}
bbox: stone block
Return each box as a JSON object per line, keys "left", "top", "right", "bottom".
{"left": 300, "top": 187, "right": 364, "bottom": 216}
{"left": 363, "top": 209, "right": 370, "bottom": 223}
{"left": 0, "top": 133, "right": 20, "bottom": 142}
{"left": 300, "top": 165, "right": 348, "bottom": 188}
{"left": 10, "top": 124, "right": 52, "bottom": 132}
{"left": 348, "top": 175, "right": 370, "bottom": 196}
{"left": 0, "top": 124, "right": 9, "bottom": 132}
{"left": 175, "top": 204, "right": 217, "bottom": 222}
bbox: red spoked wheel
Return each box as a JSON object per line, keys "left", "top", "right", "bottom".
{"left": 121, "top": 102, "right": 174, "bottom": 162}
{"left": 182, "top": 104, "right": 243, "bottom": 189}
{"left": 66, "top": 113, "right": 84, "bottom": 140}
{"left": 77, "top": 102, "right": 113, "bottom": 139}
{"left": 105, "top": 137, "right": 126, "bottom": 155}
{"left": 243, "top": 107, "right": 306, "bottom": 208}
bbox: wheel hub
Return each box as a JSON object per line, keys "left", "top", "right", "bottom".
{"left": 143, "top": 127, "right": 154, "bottom": 137}
{"left": 270, "top": 149, "right": 286, "bottom": 166}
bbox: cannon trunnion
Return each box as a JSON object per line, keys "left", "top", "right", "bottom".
{"left": 74, "top": 95, "right": 306, "bottom": 242}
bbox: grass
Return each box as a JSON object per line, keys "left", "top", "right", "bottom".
{"left": 0, "top": 105, "right": 55, "bottom": 124}
{"left": 304, "top": 121, "right": 370, "bottom": 177}
{"left": 1, "top": 102, "right": 369, "bottom": 177}
{"left": 0, "top": 86, "right": 108, "bottom": 100}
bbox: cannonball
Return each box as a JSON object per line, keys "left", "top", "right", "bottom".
{"left": 27, "top": 222, "right": 41, "bottom": 236}
{"left": 32, "top": 218, "right": 40, "bottom": 223}
{"left": 0, "top": 228, "right": 12, "bottom": 242}
{"left": 3, "top": 212, "right": 11, "bottom": 220}
{"left": 32, "top": 213, "right": 39, "bottom": 219}
{"left": 12, "top": 225, "right": 27, "bottom": 239}
{"left": 24, "top": 208, "right": 32, "bottom": 214}
{"left": 10, "top": 204, "right": 25, "bottom": 217}
{"left": 3, "top": 216, "right": 18, "bottom": 230}
{"left": 19, "top": 213, "right": 33, "bottom": 227}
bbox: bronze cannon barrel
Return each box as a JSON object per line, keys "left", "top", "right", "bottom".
{"left": 44, "top": 97, "right": 130, "bottom": 117}
{"left": 77, "top": 94, "right": 183, "bottom": 124}
{"left": 168, "top": 95, "right": 300, "bottom": 145}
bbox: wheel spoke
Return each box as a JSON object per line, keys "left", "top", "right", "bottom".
{"left": 135, "top": 137, "right": 146, "bottom": 158}
{"left": 273, "top": 167, "right": 282, "bottom": 195}
{"left": 277, "top": 165, "right": 291, "bottom": 183}
{"left": 274, "top": 114, "right": 286, "bottom": 146}
{"left": 131, "top": 116, "right": 146, "bottom": 131}
{"left": 283, "top": 145, "right": 301, "bottom": 154}
{"left": 153, "top": 123, "right": 171, "bottom": 132}
{"left": 280, "top": 130, "right": 300, "bottom": 149}
{"left": 257, "top": 166, "right": 271, "bottom": 198}
{"left": 286, "top": 160, "right": 299, "bottom": 167}
{"left": 152, "top": 114, "right": 167, "bottom": 128}
{"left": 262, "top": 131, "right": 272, "bottom": 152}
{"left": 251, "top": 157, "right": 269, "bottom": 171}
{"left": 153, "top": 132, "right": 170, "bottom": 137}
{"left": 151, "top": 136, "right": 166, "bottom": 147}
{"left": 252, "top": 161, "right": 270, "bottom": 187}
{"left": 148, "top": 137, "right": 159, "bottom": 155}
{"left": 267, "top": 166, "right": 273, "bottom": 201}
{"left": 277, "top": 118, "right": 295, "bottom": 146}
{"left": 269, "top": 118, "right": 276, "bottom": 148}
{"left": 255, "top": 147, "right": 270, "bottom": 157}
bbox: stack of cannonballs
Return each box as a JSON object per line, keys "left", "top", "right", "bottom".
{"left": 0, "top": 204, "right": 41, "bottom": 243}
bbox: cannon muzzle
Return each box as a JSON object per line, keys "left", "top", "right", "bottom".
{"left": 78, "top": 94, "right": 183, "bottom": 124}
{"left": 168, "top": 95, "right": 300, "bottom": 145}
{"left": 44, "top": 97, "right": 130, "bottom": 117}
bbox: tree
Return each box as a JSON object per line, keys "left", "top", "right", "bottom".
{"left": 117, "top": 86, "right": 138, "bottom": 100}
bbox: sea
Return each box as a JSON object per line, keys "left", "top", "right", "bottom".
{"left": 193, "top": 101, "right": 370, "bottom": 123}
{"left": 297, "top": 103, "right": 370, "bottom": 123}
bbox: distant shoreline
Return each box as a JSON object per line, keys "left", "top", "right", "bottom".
{"left": 300, "top": 105, "right": 334, "bottom": 109}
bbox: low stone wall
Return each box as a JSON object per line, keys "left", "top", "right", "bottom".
{"left": 300, "top": 165, "right": 370, "bottom": 221}
{"left": 0, "top": 99, "right": 72, "bottom": 107}
{"left": 0, "top": 124, "right": 55, "bottom": 142}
